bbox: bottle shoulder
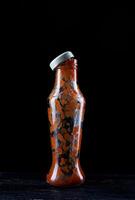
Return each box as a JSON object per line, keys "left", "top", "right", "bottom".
{"left": 76, "top": 87, "right": 86, "bottom": 104}
{"left": 48, "top": 86, "right": 85, "bottom": 105}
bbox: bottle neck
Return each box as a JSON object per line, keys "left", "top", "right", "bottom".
{"left": 54, "top": 58, "right": 78, "bottom": 91}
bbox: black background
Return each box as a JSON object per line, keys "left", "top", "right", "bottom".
{"left": 0, "top": 1, "right": 135, "bottom": 175}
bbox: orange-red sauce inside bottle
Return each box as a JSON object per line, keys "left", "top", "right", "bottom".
{"left": 46, "top": 53, "right": 86, "bottom": 187}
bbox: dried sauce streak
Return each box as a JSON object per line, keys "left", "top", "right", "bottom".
{"left": 47, "top": 59, "right": 85, "bottom": 186}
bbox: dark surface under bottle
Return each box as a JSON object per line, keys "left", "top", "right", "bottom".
{"left": 0, "top": 172, "right": 135, "bottom": 200}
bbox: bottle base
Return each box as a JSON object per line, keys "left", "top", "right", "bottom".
{"left": 46, "top": 173, "right": 85, "bottom": 187}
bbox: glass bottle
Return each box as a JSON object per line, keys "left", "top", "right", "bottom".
{"left": 47, "top": 51, "right": 86, "bottom": 187}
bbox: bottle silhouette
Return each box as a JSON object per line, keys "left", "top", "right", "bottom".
{"left": 47, "top": 51, "right": 86, "bottom": 187}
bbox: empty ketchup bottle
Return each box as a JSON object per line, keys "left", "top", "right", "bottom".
{"left": 47, "top": 51, "right": 86, "bottom": 187}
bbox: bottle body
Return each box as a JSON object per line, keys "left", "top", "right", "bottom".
{"left": 47, "top": 58, "right": 85, "bottom": 187}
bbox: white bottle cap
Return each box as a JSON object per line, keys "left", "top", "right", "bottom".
{"left": 50, "top": 51, "right": 74, "bottom": 70}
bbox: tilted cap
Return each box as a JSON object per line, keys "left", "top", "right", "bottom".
{"left": 49, "top": 51, "right": 74, "bottom": 70}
